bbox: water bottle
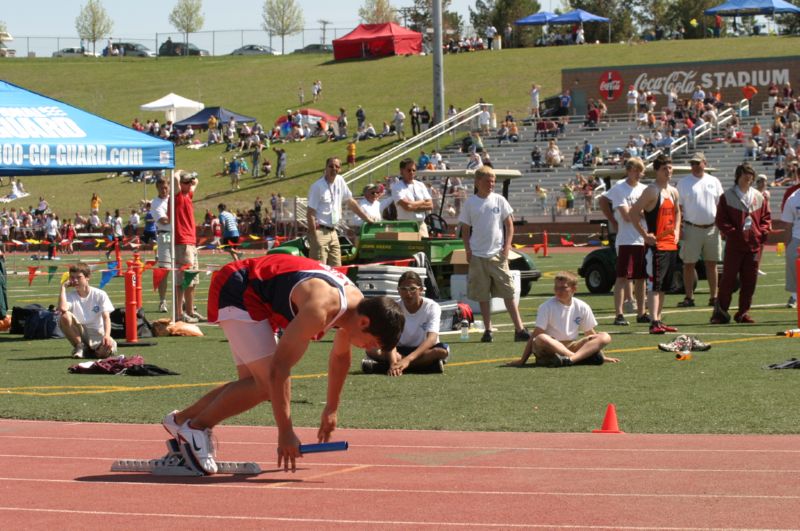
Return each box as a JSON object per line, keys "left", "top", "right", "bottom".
{"left": 459, "top": 320, "right": 470, "bottom": 341}
{"left": 777, "top": 242, "right": 785, "bottom": 257}
{"left": 779, "top": 328, "right": 800, "bottom": 337}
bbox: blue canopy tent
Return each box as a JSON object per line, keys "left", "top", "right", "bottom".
{"left": 514, "top": 11, "right": 557, "bottom": 25}
{"left": 174, "top": 106, "right": 257, "bottom": 130}
{"left": 548, "top": 9, "right": 612, "bottom": 43}
{"left": 705, "top": 0, "right": 800, "bottom": 15}
{"left": 0, "top": 80, "right": 179, "bottom": 320}
{"left": 0, "top": 80, "right": 174, "bottom": 176}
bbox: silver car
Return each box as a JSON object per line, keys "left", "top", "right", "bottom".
{"left": 52, "top": 47, "right": 99, "bottom": 58}
{"left": 231, "top": 44, "right": 279, "bottom": 56}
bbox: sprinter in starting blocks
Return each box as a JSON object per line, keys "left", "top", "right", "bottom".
{"left": 111, "top": 439, "right": 261, "bottom": 476}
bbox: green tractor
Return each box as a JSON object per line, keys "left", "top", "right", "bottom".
{"left": 269, "top": 220, "right": 541, "bottom": 298}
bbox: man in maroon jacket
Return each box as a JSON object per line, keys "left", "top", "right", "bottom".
{"left": 711, "top": 163, "right": 771, "bottom": 324}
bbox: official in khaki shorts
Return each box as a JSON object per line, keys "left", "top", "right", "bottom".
{"left": 458, "top": 166, "right": 530, "bottom": 344}
{"left": 676, "top": 152, "right": 724, "bottom": 307}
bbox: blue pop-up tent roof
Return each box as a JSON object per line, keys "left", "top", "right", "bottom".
{"left": 548, "top": 9, "right": 610, "bottom": 24}
{"left": 0, "top": 80, "right": 174, "bottom": 176}
{"left": 174, "top": 106, "right": 257, "bottom": 130}
{"left": 515, "top": 11, "right": 557, "bottom": 25}
{"left": 705, "top": 0, "right": 800, "bottom": 15}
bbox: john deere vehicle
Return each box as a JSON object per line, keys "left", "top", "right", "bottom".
{"left": 269, "top": 220, "right": 541, "bottom": 298}
{"left": 269, "top": 169, "right": 542, "bottom": 296}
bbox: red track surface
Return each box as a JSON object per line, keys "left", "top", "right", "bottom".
{"left": 1, "top": 419, "right": 798, "bottom": 529}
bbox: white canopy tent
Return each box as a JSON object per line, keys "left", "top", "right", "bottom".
{"left": 139, "top": 93, "right": 204, "bottom": 123}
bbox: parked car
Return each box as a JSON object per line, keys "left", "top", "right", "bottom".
{"left": 158, "top": 39, "right": 209, "bottom": 57}
{"left": 112, "top": 42, "right": 155, "bottom": 57}
{"left": 231, "top": 44, "right": 279, "bottom": 55}
{"left": 52, "top": 47, "right": 99, "bottom": 58}
{"left": 293, "top": 44, "right": 333, "bottom": 54}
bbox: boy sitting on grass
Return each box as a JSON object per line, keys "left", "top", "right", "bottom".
{"left": 506, "top": 271, "right": 618, "bottom": 368}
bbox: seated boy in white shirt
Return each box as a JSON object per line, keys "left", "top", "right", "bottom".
{"left": 507, "top": 271, "right": 618, "bottom": 368}
{"left": 58, "top": 262, "right": 117, "bottom": 359}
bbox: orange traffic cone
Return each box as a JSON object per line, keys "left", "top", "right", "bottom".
{"left": 592, "top": 403, "right": 624, "bottom": 434}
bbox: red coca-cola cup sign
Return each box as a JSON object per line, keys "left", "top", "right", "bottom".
{"left": 598, "top": 70, "right": 623, "bottom": 101}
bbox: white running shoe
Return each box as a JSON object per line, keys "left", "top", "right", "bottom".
{"left": 788, "top": 296, "right": 797, "bottom": 309}
{"left": 159, "top": 301, "right": 168, "bottom": 313}
{"left": 623, "top": 300, "right": 635, "bottom": 314}
{"left": 177, "top": 422, "right": 218, "bottom": 475}
{"left": 71, "top": 343, "right": 85, "bottom": 358}
{"left": 162, "top": 410, "right": 181, "bottom": 439}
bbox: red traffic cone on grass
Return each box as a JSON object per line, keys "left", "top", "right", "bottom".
{"left": 592, "top": 403, "right": 624, "bottom": 434}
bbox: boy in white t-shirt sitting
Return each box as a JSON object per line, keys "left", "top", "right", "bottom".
{"left": 362, "top": 271, "right": 449, "bottom": 375}
{"left": 506, "top": 271, "right": 617, "bottom": 368}
{"left": 57, "top": 262, "right": 117, "bottom": 359}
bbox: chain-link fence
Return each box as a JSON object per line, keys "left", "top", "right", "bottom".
{"left": 11, "top": 26, "right": 365, "bottom": 58}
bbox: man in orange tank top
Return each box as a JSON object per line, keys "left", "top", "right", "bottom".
{"left": 630, "top": 155, "right": 681, "bottom": 334}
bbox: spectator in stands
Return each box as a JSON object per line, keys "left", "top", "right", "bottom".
{"left": 559, "top": 89, "right": 572, "bottom": 116}
{"left": 58, "top": 262, "right": 117, "bottom": 359}
{"left": 711, "top": 163, "right": 770, "bottom": 324}
{"left": 508, "top": 121, "right": 520, "bottom": 142}
{"left": 361, "top": 271, "right": 449, "bottom": 375}
{"left": 459, "top": 166, "right": 530, "bottom": 344}
{"left": 505, "top": 271, "right": 616, "bottom": 368}
{"left": 535, "top": 184, "right": 548, "bottom": 212}
{"left": 307, "top": 157, "right": 376, "bottom": 266}
{"left": 530, "top": 146, "right": 543, "bottom": 168}
{"left": 545, "top": 139, "right": 563, "bottom": 167}
{"left": 626, "top": 86, "right": 639, "bottom": 121}
{"left": 676, "top": 152, "right": 724, "bottom": 308}
{"left": 90, "top": 192, "right": 101, "bottom": 213}
{"left": 478, "top": 105, "right": 491, "bottom": 135}
{"left": 599, "top": 157, "right": 649, "bottom": 326}
{"left": 496, "top": 121, "right": 510, "bottom": 145}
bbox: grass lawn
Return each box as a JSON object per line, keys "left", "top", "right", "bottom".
{"left": 1, "top": 246, "right": 798, "bottom": 434}
{"left": 1, "top": 36, "right": 797, "bottom": 220}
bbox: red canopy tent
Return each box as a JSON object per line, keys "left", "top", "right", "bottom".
{"left": 333, "top": 23, "right": 423, "bottom": 61}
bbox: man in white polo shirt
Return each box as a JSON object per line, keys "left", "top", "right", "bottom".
{"left": 391, "top": 158, "right": 433, "bottom": 237}
{"left": 307, "top": 157, "right": 377, "bottom": 266}
{"left": 676, "top": 152, "right": 723, "bottom": 308}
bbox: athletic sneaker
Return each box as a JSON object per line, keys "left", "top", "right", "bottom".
{"left": 649, "top": 322, "right": 667, "bottom": 334}
{"left": 677, "top": 298, "right": 695, "bottom": 308}
{"left": 787, "top": 296, "right": 797, "bottom": 309}
{"left": 361, "top": 358, "right": 388, "bottom": 374}
{"left": 710, "top": 311, "right": 731, "bottom": 324}
{"left": 481, "top": 330, "right": 494, "bottom": 342}
{"left": 758, "top": 269, "right": 767, "bottom": 276}
{"left": 636, "top": 313, "right": 652, "bottom": 324}
{"left": 182, "top": 314, "right": 199, "bottom": 324}
{"left": 177, "top": 422, "right": 218, "bottom": 475}
{"left": 660, "top": 323, "right": 678, "bottom": 333}
{"left": 71, "top": 343, "right": 85, "bottom": 358}
{"left": 734, "top": 313, "right": 755, "bottom": 324}
{"left": 658, "top": 335, "right": 692, "bottom": 352}
{"left": 159, "top": 300, "right": 168, "bottom": 313}
{"left": 162, "top": 410, "right": 181, "bottom": 439}
{"left": 432, "top": 359, "right": 445, "bottom": 373}
{"left": 690, "top": 337, "right": 711, "bottom": 351}
{"left": 708, "top": 297, "right": 718, "bottom": 307}
{"left": 613, "top": 314, "right": 629, "bottom": 326}
{"left": 622, "top": 300, "right": 635, "bottom": 314}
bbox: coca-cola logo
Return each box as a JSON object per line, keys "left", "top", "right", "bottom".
{"left": 598, "top": 70, "right": 623, "bottom": 101}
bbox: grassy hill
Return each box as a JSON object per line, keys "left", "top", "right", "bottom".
{"left": 1, "top": 36, "right": 796, "bottom": 220}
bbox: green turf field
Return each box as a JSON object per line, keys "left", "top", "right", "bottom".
{"left": 1, "top": 36, "right": 797, "bottom": 220}
{"left": 1, "top": 246, "right": 798, "bottom": 434}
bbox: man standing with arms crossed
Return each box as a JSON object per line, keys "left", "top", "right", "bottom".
{"left": 676, "top": 152, "right": 723, "bottom": 308}
{"left": 630, "top": 155, "right": 681, "bottom": 334}
{"left": 459, "top": 166, "right": 530, "bottom": 343}
{"left": 307, "top": 157, "right": 376, "bottom": 267}
{"left": 175, "top": 171, "right": 202, "bottom": 323}
{"left": 392, "top": 158, "right": 433, "bottom": 238}
{"left": 600, "top": 157, "right": 649, "bottom": 326}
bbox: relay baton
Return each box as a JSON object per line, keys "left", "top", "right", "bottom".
{"left": 299, "top": 441, "right": 349, "bottom": 454}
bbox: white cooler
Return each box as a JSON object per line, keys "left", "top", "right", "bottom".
{"left": 450, "top": 270, "right": 520, "bottom": 314}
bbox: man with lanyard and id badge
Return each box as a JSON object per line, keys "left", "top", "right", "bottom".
{"left": 307, "top": 157, "right": 377, "bottom": 267}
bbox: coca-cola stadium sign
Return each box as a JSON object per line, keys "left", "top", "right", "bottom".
{"left": 562, "top": 56, "right": 799, "bottom": 114}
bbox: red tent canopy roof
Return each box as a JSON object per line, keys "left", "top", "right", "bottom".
{"left": 334, "top": 22, "right": 422, "bottom": 42}
{"left": 333, "top": 23, "right": 422, "bottom": 61}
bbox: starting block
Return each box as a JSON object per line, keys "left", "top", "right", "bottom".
{"left": 111, "top": 439, "right": 261, "bottom": 476}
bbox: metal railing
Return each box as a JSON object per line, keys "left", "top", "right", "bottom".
{"left": 343, "top": 103, "right": 489, "bottom": 188}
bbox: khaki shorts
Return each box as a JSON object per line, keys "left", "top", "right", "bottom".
{"left": 680, "top": 224, "right": 722, "bottom": 263}
{"left": 466, "top": 254, "right": 515, "bottom": 301}
{"left": 76, "top": 322, "right": 118, "bottom": 358}
{"left": 156, "top": 232, "right": 171, "bottom": 267}
{"left": 175, "top": 244, "right": 199, "bottom": 287}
